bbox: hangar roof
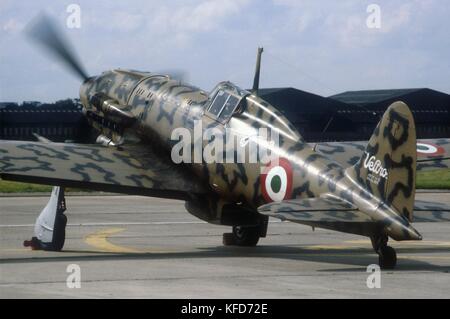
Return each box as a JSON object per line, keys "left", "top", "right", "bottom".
{"left": 257, "top": 87, "right": 349, "bottom": 114}
{"left": 329, "top": 88, "right": 447, "bottom": 106}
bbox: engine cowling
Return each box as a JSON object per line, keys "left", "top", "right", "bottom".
{"left": 89, "top": 93, "right": 136, "bottom": 127}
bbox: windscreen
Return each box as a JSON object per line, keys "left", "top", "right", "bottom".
{"left": 207, "top": 89, "right": 241, "bottom": 123}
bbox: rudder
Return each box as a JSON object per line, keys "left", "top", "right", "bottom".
{"left": 346, "top": 101, "right": 417, "bottom": 222}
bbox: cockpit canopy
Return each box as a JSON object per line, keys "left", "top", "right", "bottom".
{"left": 204, "top": 82, "right": 249, "bottom": 124}
{"left": 204, "top": 81, "right": 302, "bottom": 143}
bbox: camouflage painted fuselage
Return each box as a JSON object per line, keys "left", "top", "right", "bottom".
{"left": 4, "top": 15, "right": 450, "bottom": 262}
{"left": 77, "top": 69, "right": 422, "bottom": 241}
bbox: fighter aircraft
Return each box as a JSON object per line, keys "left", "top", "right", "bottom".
{"left": 1, "top": 15, "right": 450, "bottom": 269}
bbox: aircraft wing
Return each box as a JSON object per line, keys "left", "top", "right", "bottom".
{"left": 413, "top": 200, "right": 450, "bottom": 222}
{"left": 0, "top": 140, "right": 206, "bottom": 200}
{"left": 312, "top": 139, "right": 450, "bottom": 172}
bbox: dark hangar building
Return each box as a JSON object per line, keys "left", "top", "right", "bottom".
{"left": 1, "top": 88, "right": 449, "bottom": 143}
{"left": 0, "top": 100, "right": 92, "bottom": 142}
{"left": 329, "top": 88, "right": 450, "bottom": 140}
{"left": 258, "top": 88, "right": 360, "bottom": 142}
{"left": 259, "top": 87, "right": 450, "bottom": 142}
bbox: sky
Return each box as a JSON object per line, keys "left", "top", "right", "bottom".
{"left": 0, "top": 0, "right": 449, "bottom": 102}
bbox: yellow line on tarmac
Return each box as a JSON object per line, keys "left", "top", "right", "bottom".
{"left": 301, "top": 245, "right": 358, "bottom": 250}
{"left": 83, "top": 228, "right": 450, "bottom": 262}
{"left": 302, "top": 239, "right": 450, "bottom": 253}
{"left": 84, "top": 228, "right": 180, "bottom": 254}
{"left": 84, "top": 228, "right": 141, "bottom": 253}
{"left": 0, "top": 248, "right": 29, "bottom": 252}
{"left": 400, "top": 255, "right": 450, "bottom": 260}
{"left": 345, "top": 239, "right": 450, "bottom": 247}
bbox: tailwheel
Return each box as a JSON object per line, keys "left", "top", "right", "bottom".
{"left": 371, "top": 234, "right": 397, "bottom": 270}
{"left": 378, "top": 246, "right": 397, "bottom": 270}
{"left": 223, "top": 225, "right": 260, "bottom": 247}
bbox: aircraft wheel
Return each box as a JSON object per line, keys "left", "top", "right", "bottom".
{"left": 51, "top": 214, "right": 67, "bottom": 251}
{"left": 378, "top": 246, "right": 397, "bottom": 270}
{"left": 223, "top": 226, "right": 261, "bottom": 246}
{"left": 222, "top": 233, "right": 236, "bottom": 246}
{"left": 232, "top": 225, "right": 260, "bottom": 246}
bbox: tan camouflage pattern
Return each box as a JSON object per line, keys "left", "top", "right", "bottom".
{"left": 313, "top": 139, "right": 450, "bottom": 171}
{"left": 258, "top": 196, "right": 378, "bottom": 237}
{"left": 2, "top": 69, "right": 449, "bottom": 243}
{"left": 0, "top": 140, "right": 205, "bottom": 200}
{"left": 347, "top": 102, "right": 417, "bottom": 223}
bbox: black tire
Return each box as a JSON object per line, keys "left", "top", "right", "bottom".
{"left": 51, "top": 214, "right": 67, "bottom": 251}
{"left": 222, "top": 233, "right": 236, "bottom": 246}
{"left": 231, "top": 225, "right": 260, "bottom": 246}
{"left": 378, "top": 246, "right": 397, "bottom": 270}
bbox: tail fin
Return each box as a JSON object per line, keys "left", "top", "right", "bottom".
{"left": 346, "top": 102, "right": 417, "bottom": 222}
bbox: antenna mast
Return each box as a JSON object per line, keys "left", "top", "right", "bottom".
{"left": 252, "top": 47, "right": 264, "bottom": 94}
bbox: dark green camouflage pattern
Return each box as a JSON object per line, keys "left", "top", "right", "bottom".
{"left": 2, "top": 69, "right": 450, "bottom": 244}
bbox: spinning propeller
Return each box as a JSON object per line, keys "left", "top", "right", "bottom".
{"left": 26, "top": 14, "right": 89, "bottom": 82}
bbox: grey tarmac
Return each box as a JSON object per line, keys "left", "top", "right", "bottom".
{"left": 1, "top": 192, "right": 450, "bottom": 299}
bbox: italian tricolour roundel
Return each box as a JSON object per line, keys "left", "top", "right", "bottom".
{"left": 416, "top": 142, "right": 445, "bottom": 156}
{"left": 261, "top": 158, "right": 293, "bottom": 203}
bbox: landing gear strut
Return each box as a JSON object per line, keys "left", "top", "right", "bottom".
{"left": 23, "top": 186, "right": 67, "bottom": 251}
{"left": 371, "top": 235, "right": 397, "bottom": 269}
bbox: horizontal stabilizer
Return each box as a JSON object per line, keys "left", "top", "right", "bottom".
{"left": 312, "top": 139, "right": 450, "bottom": 172}
{"left": 413, "top": 200, "right": 450, "bottom": 222}
{"left": 258, "top": 196, "right": 372, "bottom": 223}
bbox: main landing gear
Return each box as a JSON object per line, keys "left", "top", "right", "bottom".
{"left": 223, "top": 225, "right": 261, "bottom": 246}
{"left": 223, "top": 216, "right": 268, "bottom": 247}
{"left": 23, "top": 186, "right": 67, "bottom": 251}
{"left": 371, "top": 235, "right": 397, "bottom": 270}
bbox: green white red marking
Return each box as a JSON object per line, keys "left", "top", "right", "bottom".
{"left": 261, "top": 158, "right": 293, "bottom": 202}
{"left": 417, "top": 142, "right": 445, "bottom": 156}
